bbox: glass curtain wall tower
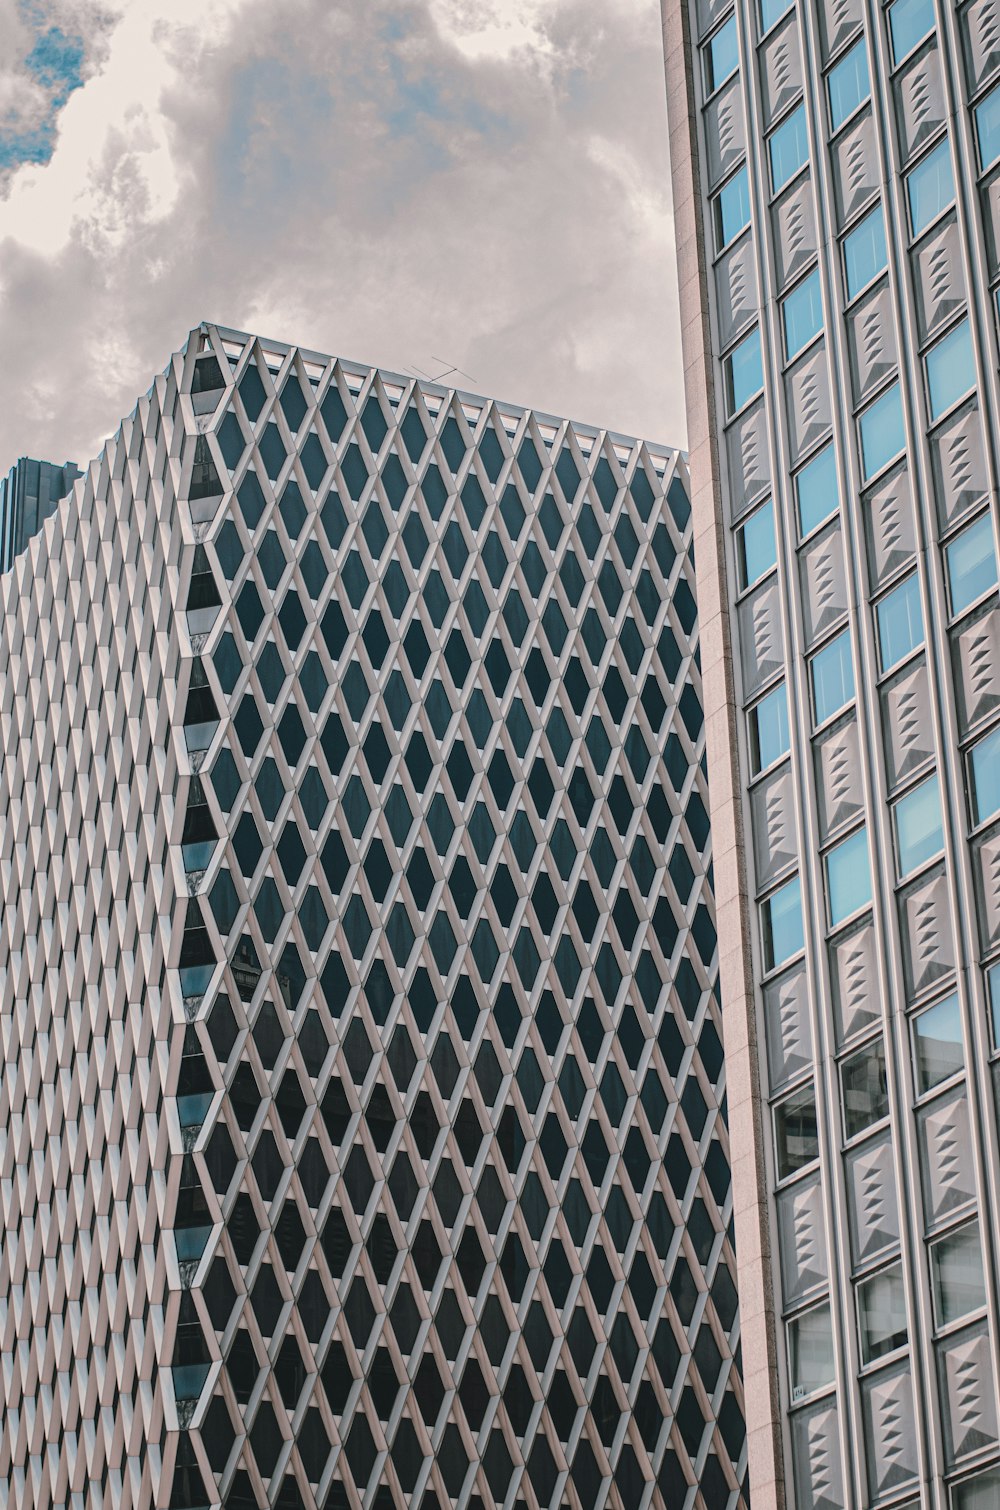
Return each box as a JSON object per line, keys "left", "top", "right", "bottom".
{"left": 662, "top": 0, "right": 1000, "bottom": 1503}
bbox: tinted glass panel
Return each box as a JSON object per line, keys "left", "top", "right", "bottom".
{"left": 715, "top": 167, "right": 751, "bottom": 249}
{"left": 796, "top": 445, "right": 839, "bottom": 536}
{"left": 860, "top": 385, "right": 905, "bottom": 481}
{"left": 761, "top": 0, "right": 793, "bottom": 31}
{"left": 811, "top": 630, "right": 855, "bottom": 724}
{"left": 763, "top": 875, "right": 804, "bottom": 970}
{"left": 912, "top": 992, "right": 964, "bottom": 1093}
{"left": 826, "top": 828, "right": 872, "bottom": 927}
{"left": 726, "top": 328, "right": 764, "bottom": 414}
{"left": 931, "top": 1224, "right": 987, "bottom": 1327}
{"left": 907, "top": 140, "right": 954, "bottom": 235}
{"left": 876, "top": 574, "right": 923, "bottom": 671}
{"left": 841, "top": 1037, "right": 889, "bottom": 1138}
{"left": 894, "top": 774, "right": 944, "bottom": 877}
{"left": 857, "top": 1265, "right": 907, "bottom": 1361}
{"left": 788, "top": 1304, "right": 834, "bottom": 1398}
{"left": 737, "top": 500, "right": 777, "bottom": 589}
{"left": 774, "top": 1081, "right": 819, "bottom": 1178}
{"left": 926, "top": 319, "right": 974, "bottom": 421}
{"left": 844, "top": 206, "right": 887, "bottom": 299}
{"left": 783, "top": 270, "right": 823, "bottom": 358}
{"left": 970, "top": 722, "right": 1000, "bottom": 825}
{"left": 706, "top": 16, "right": 739, "bottom": 90}
{"left": 947, "top": 513, "right": 998, "bottom": 617}
{"left": 750, "top": 683, "right": 791, "bottom": 773}
{"left": 976, "top": 85, "right": 1000, "bottom": 170}
{"left": 769, "top": 106, "right": 809, "bottom": 191}
{"left": 828, "top": 40, "right": 870, "bottom": 130}
{"left": 889, "top": 0, "right": 934, "bottom": 61}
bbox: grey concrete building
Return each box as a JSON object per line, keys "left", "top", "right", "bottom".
{"left": 0, "top": 324, "right": 748, "bottom": 1510}
{"left": 0, "top": 455, "right": 80, "bottom": 572}
{"left": 661, "top": 0, "right": 1000, "bottom": 1503}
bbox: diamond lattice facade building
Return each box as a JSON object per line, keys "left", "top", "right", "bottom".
{"left": 662, "top": 0, "right": 1000, "bottom": 1503}
{"left": 0, "top": 323, "right": 748, "bottom": 1510}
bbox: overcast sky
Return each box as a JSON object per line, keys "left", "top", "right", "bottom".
{"left": 0, "top": 0, "right": 682, "bottom": 471}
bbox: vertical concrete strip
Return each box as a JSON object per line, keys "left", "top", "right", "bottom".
{"left": 658, "top": 5, "right": 787, "bottom": 1505}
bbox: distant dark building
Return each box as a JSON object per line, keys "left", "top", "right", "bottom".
{"left": 0, "top": 455, "right": 80, "bottom": 571}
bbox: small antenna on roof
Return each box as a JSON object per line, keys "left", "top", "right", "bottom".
{"left": 406, "top": 357, "right": 477, "bottom": 386}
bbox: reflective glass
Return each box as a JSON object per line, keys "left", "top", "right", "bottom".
{"left": 844, "top": 206, "right": 887, "bottom": 299}
{"left": 737, "top": 500, "right": 776, "bottom": 589}
{"left": 749, "top": 682, "right": 790, "bottom": 773}
{"left": 788, "top": 1304, "right": 835, "bottom": 1399}
{"left": 969, "top": 722, "right": 1000, "bottom": 825}
{"left": 907, "top": 140, "right": 954, "bottom": 235}
{"left": 783, "top": 270, "right": 823, "bottom": 358}
{"left": 988, "top": 960, "right": 1000, "bottom": 1048}
{"left": 857, "top": 1265, "right": 907, "bottom": 1362}
{"left": 930, "top": 1224, "right": 987, "bottom": 1327}
{"left": 769, "top": 106, "right": 809, "bottom": 191}
{"left": 760, "top": 0, "right": 792, "bottom": 31}
{"left": 828, "top": 40, "right": 870, "bottom": 130}
{"left": 762, "top": 875, "right": 804, "bottom": 970}
{"left": 912, "top": 992, "right": 964, "bottom": 1094}
{"left": 859, "top": 385, "right": 905, "bottom": 481}
{"left": 841, "top": 1037, "right": 889, "bottom": 1139}
{"left": 705, "top": 16, "right": 739, "bottom": 91}
{"left": 826, "top": 828, "right": 872, "bottom": 927}
{"left": 774, "top": 1081, "right": 819, "bottom": 1178}
{"left": 725, "top": 328, "right": 764, "bottom": 414}
{"left": 796, "top": 444, "right": 839, "bottom": 536}
{"left": 811, "top": 630, "right": 855, "bottom": 724}
{"left": 954, "top": 1470, "right": 1000, "bottom": 1510}
{"left": 894, "top": 774, "right": 944, "bottom": 877}
{"left": 947, "top": 513, "right": 998, "bottom": 617}
{"left": 926, "top": 320, "right": 973, "bottom": 421}
{"left": 715, "top": 166, "right": 751, "bottom": 249}
{"left": 876, "top": 574, "right": 923, "bottom": 671}
{"left": 976, "top": 84, "right": 1000, "bottom": 170}
{"left": 889, "top": 0, "right": 934, "bottom": 61}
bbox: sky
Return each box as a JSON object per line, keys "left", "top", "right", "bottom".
{"left": 0, "top": 0, "right": 683, "bottom": 472}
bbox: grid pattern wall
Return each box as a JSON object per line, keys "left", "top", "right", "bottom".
{"left": 0, "top": 322, "right": 749, "bottom": 1510}
{"left": 672, "top": 0, "right": 1000, "bottom": 1501}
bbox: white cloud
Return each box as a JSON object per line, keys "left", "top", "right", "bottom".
{"left": 0, "top": 0, "right": 684, "bottom": 472}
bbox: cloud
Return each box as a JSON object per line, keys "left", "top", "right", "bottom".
{"left": 0, "top": 0, "right": 683, "bottom": 474}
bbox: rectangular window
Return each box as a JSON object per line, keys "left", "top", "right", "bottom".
{"left": 769, "top": 105, "right": 809, "bottom": 192}
{"left": 796, "top": 444, "right": 839, "bottom": 536}
{"left": 930, "top": 1223, "right": 987, "bottom": 1328}
{"left": 715, "top": 166, "right": 751, "bottom": 249}
{"left": 841, "top": 1036, "right": 890, "bottom": 1137}
{"left": 826, "top": 828, "right": 872, "bottom": 927}
{"left": 749, "top": 682, "right": 790, "bottom": 773}
{"left": 788, "top": 1303, "right": 835, "bottom": 1399}
{"left": 912, "top": 992, "right": 964, "bottom": 1094}
{"left": 843, "top": 205, "right": 887, "bottom": 300}
{"left": 811, "top": 629, "right": 855, "bottom": 724}
{"left": 828, "top": 39, "right": 870, "bottom": 130}
{"left": 947, "top": 512, "right": 998, "bottom": 617}
{"left": 762, "top": 874, "right": 804, "bottom": 970}
{"left": 774, "top": 1080, "right": 819, "bottom": 1178}
{"left": 857, "top": 1265, "right": 908, "bottom": 1362}
{"left": 705, "top": 15, "right": 739, "bottom": 91}
{"left": 969, "top": 722, "right": 1000, "bottom": 826}
{"left": 859, "top": 384, "right": 905, "bottom": 481}
{"left": 988, "top": 960, "right": 1000, "bottom": 1049}
{"left": 926, "top": 319, "right": 974, "bottom": 421}
{"left": 976, "top": 84, "right": 1000, "bottom": 170}
{"left": 737, "top": 499, "right": 777, "bottom": 589}
{"left": 907, "top": 140, "right": 954, "bottom": 236}
{"left": 876, "top": 573, "right": 924, "bottom": 671}
{"left": 725, "top": 328, "right": 764, "bottom": 414}
{"left": 894, "top": 773, "right": 944, "bottom": 877}
{"left": 760, "top": 0, "right": 793, "bottom": 33}
{"left": 889, "top": 0, "right": 934, "bottom": 62}
{"left": 783, "top": 269, "right": 823, "bottom": 358}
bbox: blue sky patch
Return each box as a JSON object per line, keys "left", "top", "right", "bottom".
{"left": 0, "top": 22, "right": 86, "bottom": 171}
